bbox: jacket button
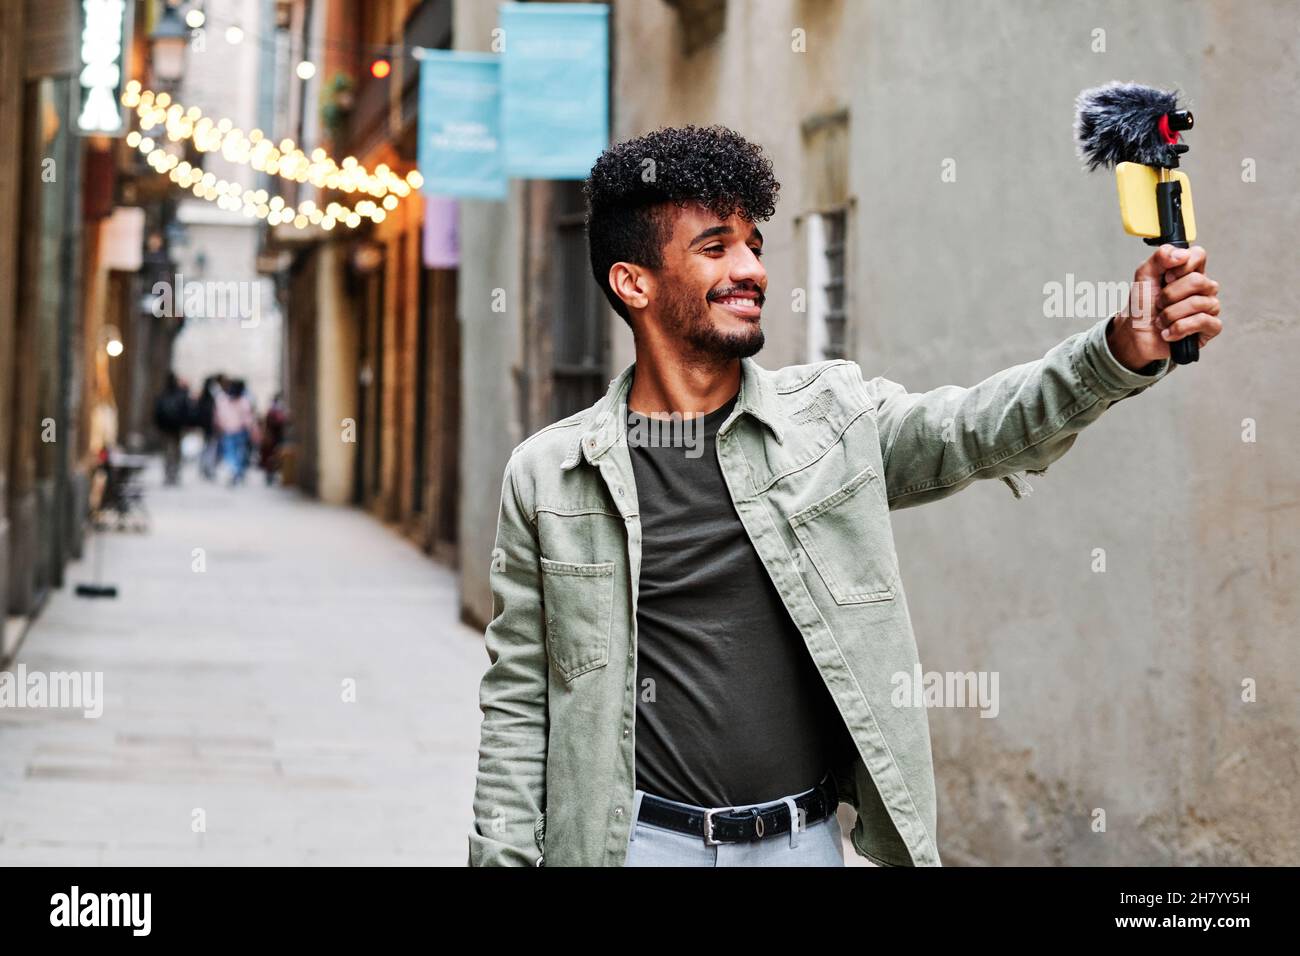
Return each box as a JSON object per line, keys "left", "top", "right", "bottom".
{"left": 614, "top": 807, "right": 623, "bottom": 817}
{"left": 617, "top": 488, "right": 625, "bottom": 496}
{"left": 623, "top": 729, "right": 629, "bottom": 738}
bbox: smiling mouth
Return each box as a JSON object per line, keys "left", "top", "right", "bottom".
{"left": 711, "top": 294, "right": 763, "bottom": 318}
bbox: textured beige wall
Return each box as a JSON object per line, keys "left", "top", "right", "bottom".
{"left": 834, "top": 0, "right": 1298, "bottom": 865}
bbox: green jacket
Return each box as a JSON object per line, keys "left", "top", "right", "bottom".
{"left": 468, "top": 315, "right": 1174, "bottom": 867}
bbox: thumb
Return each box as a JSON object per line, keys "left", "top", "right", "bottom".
{"left": 1135, "top": 244, "right": 1190, "bottom": 284}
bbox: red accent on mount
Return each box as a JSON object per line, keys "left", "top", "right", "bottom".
{"left": 1158, "top": 113, "right": 1180, "bottom": 145}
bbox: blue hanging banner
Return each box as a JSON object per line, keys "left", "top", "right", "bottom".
{"left": 416, "top": 50, "right": 506, "bottom": 200}
{"left": 500, "top": 2, "right": 609, "bottom": 179}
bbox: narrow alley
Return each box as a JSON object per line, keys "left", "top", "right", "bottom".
{"left": 0, "top": 0, "right": 1287, "bottom": 881}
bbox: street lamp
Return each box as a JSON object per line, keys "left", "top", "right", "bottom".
{"left": 101, "top": 325, "right": 124, "bottom": 358}
{"left": 149, "top": 2, "right": 189, "bottom": 89}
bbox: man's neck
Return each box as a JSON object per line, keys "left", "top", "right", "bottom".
{"left": 627, "top": 344, "right": 741, "bottom": 417}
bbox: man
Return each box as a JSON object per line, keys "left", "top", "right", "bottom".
{"left": 153, "top": 372, "right": 192, "bottom": 486}
{"left": 467, "top": 125, "right": 1221, "bottom": 867}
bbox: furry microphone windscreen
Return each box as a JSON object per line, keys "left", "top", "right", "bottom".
{"left": 1074, "top": 81, "right": 1183, "bottom": 170}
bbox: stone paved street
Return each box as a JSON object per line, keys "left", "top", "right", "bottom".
{"left": 0, "top": 465, "right": 486, "bottom": 865}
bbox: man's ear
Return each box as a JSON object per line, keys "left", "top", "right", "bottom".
{"left": 609, "top": 262, "right": 651, "bottom": 314}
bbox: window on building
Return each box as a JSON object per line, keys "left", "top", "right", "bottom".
{"left": 662, "top": 0, "right": 727, "bottom": 54}
{"left": 551, "top": 181, "right": 608, "bottom": 420}
{"left": 806, "top": 207, "right": 849, "bottom": 361}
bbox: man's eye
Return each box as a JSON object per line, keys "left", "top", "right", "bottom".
{"left": 703, "top": 245, "right": 724, "bottom": 254}
{"left": 750, "top": 247, "right": 764, "bottom": 258}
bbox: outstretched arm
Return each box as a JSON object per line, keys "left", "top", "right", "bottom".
{"left": 865, "top": 244, "right": 1220, "bottom": 510}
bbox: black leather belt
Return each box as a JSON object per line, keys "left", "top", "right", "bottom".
{"left": 636, "top": 772, "right": 839, "bottom": 846}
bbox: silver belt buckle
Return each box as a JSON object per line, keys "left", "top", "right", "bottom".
{"left": 702, "top": 807, "right": 721, "bottom": 846}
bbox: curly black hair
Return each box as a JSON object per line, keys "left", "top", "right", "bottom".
{"left": 583, "top": 124, "right": 781, "bottom": 324}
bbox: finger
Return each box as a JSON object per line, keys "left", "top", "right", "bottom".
{"left": 1157, "top": 272, "right": 1219, "bottom": 309}
{"left": 1160, "top": 293, "right": 1220, "bottom": 324}
{"left": 1162, "top": 245, "right": 1207, "bottom": 283}
{"left": 1161, "top": 312, "right": 1222, "bottom": 344}
{"left": 1137, "top": 244, "right": 1192, "bottom": 283}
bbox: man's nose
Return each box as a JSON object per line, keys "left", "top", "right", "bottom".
{"left": 731, "top": 247, "right": 766, "bottom": 289}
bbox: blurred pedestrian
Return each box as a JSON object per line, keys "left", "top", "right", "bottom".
{"left": 153, "top": 372, "right": 191, "bottom": 486}
{"left": 215, "top": 378, "right": 258, "bottom": 486}
{"left": 259, "top": 393, "right": 289, "bottom": 485}
{"left": 196, "top": 374, "right": 223, "bottom": 480}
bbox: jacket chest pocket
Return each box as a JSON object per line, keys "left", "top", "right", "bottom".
{"left": 788, "top": 464, "right": 899, "bottom": 605}
{"left": 539, "top": 557, "right": 616, "bottom": 681}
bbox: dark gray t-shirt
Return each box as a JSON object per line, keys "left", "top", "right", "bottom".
{"left": 627, "top": 386, "right": 856, "bottom": 808}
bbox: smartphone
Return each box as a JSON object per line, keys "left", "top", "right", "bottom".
{"left": 1114, "top": 162, "right": 1197, "bottom": 241}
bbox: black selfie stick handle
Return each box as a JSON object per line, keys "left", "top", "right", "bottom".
{"left": 1150, "top": 178, "right": 1198, "bottom": 364}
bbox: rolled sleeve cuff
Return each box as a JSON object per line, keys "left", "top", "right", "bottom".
{"left": 1074, "top": 315, "right": 1175, "bottom": 402}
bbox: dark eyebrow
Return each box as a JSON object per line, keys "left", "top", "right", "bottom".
{"left": 689, "top": 225, "right": 732, "bottom": 246}
{"left": 689, "top": 224, "right": 765, "bottom": 246}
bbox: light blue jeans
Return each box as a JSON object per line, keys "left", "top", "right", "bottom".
{"left": 624, "top": 784, "right": 846, "bottom": 867}
{"left": 220, "top": 431, "right": 249, "bottom": 483}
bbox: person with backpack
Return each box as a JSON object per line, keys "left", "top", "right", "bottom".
{"left": 153, "top": 372, "right": 192, "bottom": 486}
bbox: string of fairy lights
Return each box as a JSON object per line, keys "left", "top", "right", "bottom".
{"left": 120, "top": 80, "right": 424, "bottom": 231}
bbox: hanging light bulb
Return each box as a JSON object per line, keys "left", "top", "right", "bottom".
{"left": 296, "top": 60, "right": 316, "bottom": 80}
{"left": 225, "top": 25, "right": 244, "bottom": 45}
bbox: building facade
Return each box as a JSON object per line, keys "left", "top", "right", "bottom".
{"left": 1, "top": 0, "right": 117, "bottom": 651}
{"left": 272, "top": 0, "right": 461, "bottom": 563}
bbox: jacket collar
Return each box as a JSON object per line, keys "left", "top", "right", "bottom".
{"left": 560, "top": 356, "right": 785, "bottom": 471}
